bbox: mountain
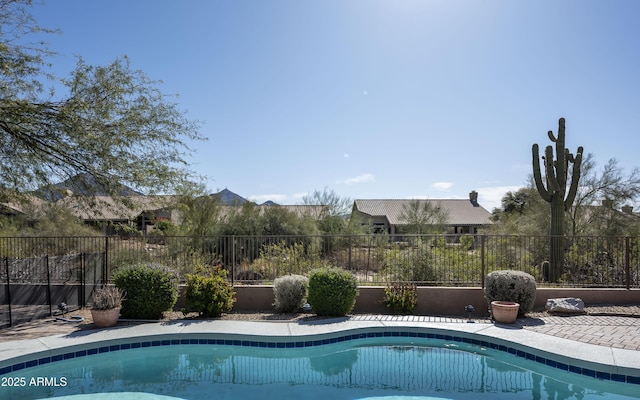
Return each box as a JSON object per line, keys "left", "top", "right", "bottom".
{"left": 210, "top": 189, "right": 248, "bottom": 206}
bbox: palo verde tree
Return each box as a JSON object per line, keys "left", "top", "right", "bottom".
{"left": 398, "top": 199, "right": 449, "bottom": 235}
{"left": 568, "top": 154, "right": 640, "bottom": 237}
{"left": 489, "top": 184, "right": 549, "bottom": 236}
{"left": 0, "top": 0, "right": 203, "bottom": 201}
{"left": 532, "top": 118, "right": 583, "bottom": 282}
{"left": 301, "top": 187, "right": 353, "bottom": 234}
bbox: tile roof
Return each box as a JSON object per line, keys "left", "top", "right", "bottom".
{"left": 0, "top": 195, "right": 49, "bottom": 217}
{"left": 56, "top": 196, "right": 327, "bottom": 223}
{"left": 57, "top": 195, "right": 178, "bottom": 221}
{"left": 354, "top": 199, "right": 493, "bottom": 226}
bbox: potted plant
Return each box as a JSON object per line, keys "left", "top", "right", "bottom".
{"left": 90, "top": 286, "right": 125, "bottom": 328}
{"left": 490, "top": 300, "right": 520, "bottom": 323}
{"left": 484, "top": 270, "right": 536, "bottom": 324}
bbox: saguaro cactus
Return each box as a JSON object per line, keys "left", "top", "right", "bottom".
{"left": 532, "top": 118, "right": 583, "bottom": 282}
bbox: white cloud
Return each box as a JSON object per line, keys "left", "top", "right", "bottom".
{"left": 343, "top": 153, "right": 350, "bottom": 158}
{"left": 476, "top": 185, "right": 524, "bottom": 211}
{"left": 248, "top": 194, "right": 288, "bottom": 203}
{"left": 432, "top": 182, "right": 453, "bottom": 191}
{"left": 338, "top": 173, "right": 375, "bottom": 185}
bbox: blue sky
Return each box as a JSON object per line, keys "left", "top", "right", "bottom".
{"left": 29, "top": 0, "right": 640, "bottom": 211}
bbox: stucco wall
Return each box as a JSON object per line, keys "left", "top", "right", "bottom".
{"left": 188, "top": 285, "right": 640, "bottom": 316}
{"left": 4, "top": 284, "right": 635, "bottom": 318}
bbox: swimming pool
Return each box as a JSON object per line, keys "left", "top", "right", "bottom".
{"left": 1, "top": 325, "right": 639, "bottom": 400}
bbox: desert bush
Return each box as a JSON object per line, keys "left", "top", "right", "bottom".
{"left": 383, "top": 240, "right": 439, "bottom": 283}
{"left": 114, "top": 263, "right": 178, "bottom": 319}
{"left": 273, "top": 274, "right": 309, "bottom": 313}
{"left": 150, "top": 220, "right": 180, "bottom": 236}
{"left": 459, "top": 235, "right": 474, "bottom": 251}
{"left": 484, "top": 270, "right": 536, "bottom": 316}
{"left": 307, "top": 267, "right": 358, "bottom": 316}
{"left": 250, "top": 241, "right": 324, "bottom": 280}
{"left": 173, "top": 250, "right": 222, "bottom": 279}
{"left": 185, "top": 265, "right": 235, "bottom": 317}
{"left": 383, "top": 281, "right": 417, "bottom": 314}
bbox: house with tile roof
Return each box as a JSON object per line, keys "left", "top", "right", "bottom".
{"left": 0, "top": 195, "right": 48, "bottom": 219}
{"left": 352, "top": 191, "right": 493, "bottom": 236}
{"left": 57, "top": 194, "right": 329, "bottom": 235}
{"left": 57, "top": 195, "right": 180, "bottom": 234}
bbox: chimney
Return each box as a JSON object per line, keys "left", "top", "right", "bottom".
{"left": 469, "top": 191, "right": 479, "bottom": 207}
{"left": 622, "top": 205, "right": 634, "bottom": 215}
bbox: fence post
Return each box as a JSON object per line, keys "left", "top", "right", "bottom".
{"left": 480, "top": 235, "right": 486, "bottom": 288}
{"left": 625, "top": 236, "right": 631, "bottom": 290}
{"left": 80, "top": 253, "right": 86, "bottom": 308}
{"left": 46, "top": 255, "right": 52, "bottom": 316}
{"left": 104, "top": 236, "right": 109, "bottom": 284}
{"left": 5, "top": 257, "right": 12, "bottom": 327}
{"left": 231, "top": 236, "right": 236, "bottom": 286}
{"left": 348, "top": 236, "right": 353, "bottom": 269}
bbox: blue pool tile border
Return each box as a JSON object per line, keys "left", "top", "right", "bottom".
{"left": 1, "top": 330, "right": 638, "bottom": 385}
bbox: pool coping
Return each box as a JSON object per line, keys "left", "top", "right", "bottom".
{"left": 1, "top": 319, "right": 639, "bottom": 385}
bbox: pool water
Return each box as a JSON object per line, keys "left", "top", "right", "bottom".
{"left": 2, "top": 337, "right": 638, "bottom": 400}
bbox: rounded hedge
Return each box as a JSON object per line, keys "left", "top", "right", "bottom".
{"left": 307, "top": 267, "right": 358, "bottom": 316}
{"left": 114, "top": 263, "right": 178, "bottom": 319}
{"left": 185, "top": 267, "right": 235, "bottom": 317}
{"left": 273, "top": 274, "right": 309, "bottom": 313}
{"left": 484, "top": 270, "right": 536, "bottom": 316}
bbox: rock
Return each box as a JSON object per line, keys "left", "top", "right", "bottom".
{"left": 545, "top": 298, "right": 585, "bottom": 314}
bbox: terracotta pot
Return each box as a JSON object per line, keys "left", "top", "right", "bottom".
{"left": 490, "top": 301, "right": 519, "bottom": 324}
{"left": 91, "top": 307, "right": 121, "bottom": 328}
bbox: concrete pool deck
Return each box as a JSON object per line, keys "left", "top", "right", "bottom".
{"left": 1, "top": 312, "right": 640, "bottom": 382}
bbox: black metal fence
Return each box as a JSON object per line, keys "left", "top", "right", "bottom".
{"left": 2, "top": 234, "right": 639, "bottom": 327}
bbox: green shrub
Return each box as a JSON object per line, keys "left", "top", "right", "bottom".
{"left": 273, "top": 274, "right": 309, "bottom": 313}
{"left": 114, "top": 263, "right": 178, "bottom": 319}
{"left": 459, "top": 235, "right": 474, "bottom": 251}
{"left": 383, "top": 282, "right": 417, "bottom": 315}
{"left": 150, "top": 220, "right": 180, "bottom": 236}
{"left": 185, "top": 266, "right": 235, "bottom": 317}
{"left": 250, "top": 241, "right": 324, "bottom": 280}
{"left": 484, "top": 270, "right": 536, "bottom": 316}
{"left": 383, "top": 240, "right": 438, "bottom": 283}
{"left": 307, "top": 267, "right": 358, "bottom": 316}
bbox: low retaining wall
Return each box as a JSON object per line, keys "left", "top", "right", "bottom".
{"left": 176, "top": 285, "right": 639, "bottom": 316}
{"left": 4, "top": 285, "right": 636, "bottom": 317}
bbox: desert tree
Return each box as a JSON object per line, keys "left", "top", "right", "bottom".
{"left": 301, "top": 187, "right": 353, "bottom": 233}
{"left": 174, "top": 182, "right": 224, "bottom": 237}
{"left": 489, "top": 185, "right": 549, "bottom": 236}
{"left": 492, "top": 155, "right": 640, "bottom": 238}
{"left": 398, "top": 199, "right": 449, "bottom": 235}
{"left": 0, "top": 0, "right": 203, "bottom": 201}
{"left": 568, "top": 155, "right": 640, "bottom": 237}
